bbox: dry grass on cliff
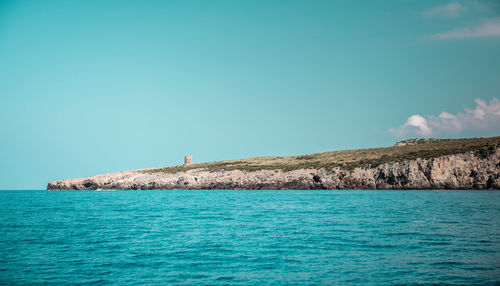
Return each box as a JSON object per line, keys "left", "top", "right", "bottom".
{"left": 144, "top": 136, "right": 500, "bottom": 174}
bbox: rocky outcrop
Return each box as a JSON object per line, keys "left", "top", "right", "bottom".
{"left": 47, "top": 149, "right": 500, "bottom": 190}
{"left": 394, "top": 138, "right": 452, "bottom": 146}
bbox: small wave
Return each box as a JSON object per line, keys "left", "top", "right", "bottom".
{"left": 216, "top": 276, "right": 234, "bottom": 281}
{"left": 432, "top": 261, "right": 464, "bottom": 266}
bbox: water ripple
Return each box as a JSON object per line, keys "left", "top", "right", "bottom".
{"left": 0, "top": 190, "right": 499, "bottom": 285}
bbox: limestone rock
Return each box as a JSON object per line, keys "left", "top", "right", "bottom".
{"left": 47, "top": 149, "right": 500, "bottom": 190}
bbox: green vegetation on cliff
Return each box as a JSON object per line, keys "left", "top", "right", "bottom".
{"left": 145, "top": 136, "right": 500, "bottom": 174}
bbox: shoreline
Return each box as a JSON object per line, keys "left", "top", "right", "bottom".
{"left": 47, "top": 136, "right": 500, "bottom": 191}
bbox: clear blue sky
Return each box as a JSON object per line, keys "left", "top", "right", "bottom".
{"left": 1, "top": 0, "right": 499, "bottom": 189}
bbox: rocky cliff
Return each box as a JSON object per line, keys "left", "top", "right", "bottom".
{"left": 47, "top": 137, "right": 500, "bottom": 190}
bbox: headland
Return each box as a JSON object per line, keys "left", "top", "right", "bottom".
{"left": 47, "top": 136, "right": 500, "bottom": 190}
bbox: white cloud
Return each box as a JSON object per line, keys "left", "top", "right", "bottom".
{"left": 423, "top": 2, "right": 466, "bottom": 18}
{"left": 389, "top": 115, "right": 432, "bottom": 137}
{"left": 431, "top": 17, "right": 500, "bottom": 39}
{"left": 389, "top": 98, "right": 500, "bottom": 137}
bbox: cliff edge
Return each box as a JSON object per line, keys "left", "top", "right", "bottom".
{"left": 47, "top": 136, "right": 500, "bottom": 190}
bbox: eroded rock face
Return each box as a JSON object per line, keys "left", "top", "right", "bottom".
{"left": 47, "top": 150, "right": 500, "bottom": 190}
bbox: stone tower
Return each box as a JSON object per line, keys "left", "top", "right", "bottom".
{"left": 184, "top": 155, "right": 193, "bottom": 165}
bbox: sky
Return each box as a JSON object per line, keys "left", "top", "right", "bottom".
{"left": 0, "top": 0, "right": 499, "bottom": 189}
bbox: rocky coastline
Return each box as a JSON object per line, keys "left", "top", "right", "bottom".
{"left": 47, "top": 139, "right": 500, "bottom": 190}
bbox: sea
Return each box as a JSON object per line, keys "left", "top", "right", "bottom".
{"left": 0, "top": 190, "right": 499, "bottom": 285}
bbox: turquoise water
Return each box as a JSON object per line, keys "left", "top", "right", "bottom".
{"left": 0, "top": 190, "right": 499, "bottom": 285}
